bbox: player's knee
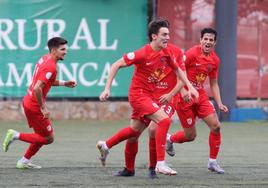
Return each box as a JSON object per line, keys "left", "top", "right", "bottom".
{"left": 127, "top": 136, "right": 139, "bottom": 143}
{"left": 148, "top": 126, "right": 156, "bottom": 137}
{"left": 210, "top": 123, "right": 221, "bottom": 133}
{"left": 185, "top": 132, "right": 196, "bottom": 141}
{"left": 187, "top": 134, "right": 196, "bottom": 141}
{"left": 46, "top": 136, "right": 54, "bottom": 144}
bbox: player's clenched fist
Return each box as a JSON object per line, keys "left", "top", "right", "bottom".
{"left": 99, "top": 89, "right": 110, "bottom": 102}
{"left": 65, "top": 80, "right": 77, "bottom": 88}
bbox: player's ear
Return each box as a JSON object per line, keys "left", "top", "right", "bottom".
{"left": 50, "top": 48, "right": 56, "bottom": 54}
{"left": 152, "top": 33, "right": 157, "bottom": 40}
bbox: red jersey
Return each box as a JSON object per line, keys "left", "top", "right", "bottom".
{"left": 23, "top": 54, "right": 57, "bottom": 110}
{"left": 123, "top": 44, "right": 180, "bottom": 96}
{"left": 153, "top": 44, "right": 185, "bottom": 100}
{"left": 184, "top": 45, "right": 219, "bottom": 90}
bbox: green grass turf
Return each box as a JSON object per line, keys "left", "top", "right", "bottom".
{"left": 0, "top": 120, "right": 268, "bottom": 187}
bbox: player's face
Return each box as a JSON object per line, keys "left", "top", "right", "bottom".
{"left": 153, "top": 27, "right": 170, "bottom": 49}
{"left": 200, "top": 33, "right": 216, "bottom": 55}
{"left": 54, "top": 44, "right": 68, "bottom": 60}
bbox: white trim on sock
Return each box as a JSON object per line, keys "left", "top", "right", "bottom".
{"left": 14, "top": 132, "right": 20, "bottom": 140}
{"left": 167, "top": 134, "right": 171, "bottom": 142}
{"left": 157, "top": 161, "right": 165, "bottom": 165}
{"left": 19, "top": 157, "right": 30, "bottom": 164}
{"left": 103, "top": 142, "right": 109, "bottom": 150}
{"left": 209, "top": 158, "right": 216, "bottom": 163}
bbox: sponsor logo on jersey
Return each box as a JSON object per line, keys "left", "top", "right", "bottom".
{"left": 196, "top": 73, "right": 206, "bottom": 84}
{"left": 156, "top": 81, "right": 168, "bottom": 89}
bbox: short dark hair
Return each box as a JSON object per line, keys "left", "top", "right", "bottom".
{"left": 148, "top": 18, "right": 170, "bottom": 42}
{"left": 47, "top": 37, "right": 68, "bottom": 52}
{"left": 201, "top": 28, "right": 217, "bottom": 41}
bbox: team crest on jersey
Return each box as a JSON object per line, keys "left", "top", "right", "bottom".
{"left": 187, "top": 118, "right": 192, "bottom": 125}
{"left": 46, "top": 72, "right": 52, "bottom": 80}
{"left": 127, "top": 52, "right": 135, "bottom": 60}
{"left": 160, "top": 57, "right": 168, "bottom": 65}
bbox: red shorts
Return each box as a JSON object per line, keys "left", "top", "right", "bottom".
{"left": 159, "top": 94, "right": 179, "bottom": 118}
{"left": 23, "top": 101, "right": 53, "bottom": 137}
{"left": 129, "top": 91, "right": 178, "bottom": 126}
{"left": 129, "top": 92, "right": 160, "bottom": 124}
{"left": 176, "top": 90, "right": 215, "bottom": 128}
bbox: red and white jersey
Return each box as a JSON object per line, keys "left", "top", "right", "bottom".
{"left": 123, "top": 44, "right": 181, "bottom": 96}
{"left": 23, "top": 54, "right": 57, "bottom": 110}
{"left": 184, "top": 45, "right": 219, "bottom": 90}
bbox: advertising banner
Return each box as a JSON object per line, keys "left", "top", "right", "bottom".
{"left": 0, "top": 0, "right": 147, "bottom": 97}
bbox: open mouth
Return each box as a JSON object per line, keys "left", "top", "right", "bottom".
{"left": 204, "top": 44, "right": 212, "bottom": 51}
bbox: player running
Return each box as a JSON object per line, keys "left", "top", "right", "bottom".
{"left": 3, "top": 37, "right": 77, "bottom": 169}
{"left": 166, "top": 28, "right": 228, "bottom": 174}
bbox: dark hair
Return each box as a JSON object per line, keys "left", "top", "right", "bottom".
{"left": 47, "top": 37, "right": 68, "bottom": 52}
{"left": 201, "top": 28, "right": 217, "bottom": 41}
{"left": 148, "top": 18, "right": 170, "bottom": 42}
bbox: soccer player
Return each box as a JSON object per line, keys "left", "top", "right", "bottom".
{"left": 114, "top": 45, "right": 186, "bottom": 179}
{"left": 166, "top": 28, "right": 228, "bottom": 174}
{"left": 2, "top": 37, "right": 77, "bottom": 169}
{"left": 97, "top": 18, "right": 198, "bottom": 176}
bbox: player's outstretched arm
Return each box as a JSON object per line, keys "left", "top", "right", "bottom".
{"left": 63, "top": 80, "right": 77, "bottom": 88}
{"left": 53, "top": 80, "right": 77, "bottom": 87}
{"left": 99, "top": 58, "right": 127, "bottom": 102}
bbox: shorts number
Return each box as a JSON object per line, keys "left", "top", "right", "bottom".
{"left": 161, "top": 105, "right": 172, "bottom": 115}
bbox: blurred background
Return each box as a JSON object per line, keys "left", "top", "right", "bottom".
{"left": 0, "top": 0, "right": 267, "bottom": 122}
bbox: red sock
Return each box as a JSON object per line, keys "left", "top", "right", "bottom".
{"left": 155, "top": 118, "right": 171, "bottom": 161}
{"left": 170, "top": 131, "right": 188, "bottom": 143}
{"left": 209, "top": 131, "right": 221, "bottom": 159}
{"left": 24, "top": 143, "right": 43, "bottom": 160}
{"left": 125, "top": 141, "right": 138, "bottom": 172}
{"left": 19, "top": 133, "right": 49, "bottom": 145}
{"left": 106, "top": 127, "right": 139, "bottom": 149}
{"left": 149, "top": 137, "right": 156, "bottom": 168}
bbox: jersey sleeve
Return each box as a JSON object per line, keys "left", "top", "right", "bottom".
{"left": 176, "top": 49, "right": 185, "bottom": 71}
{"left": 209, "top": 55, "right": 220, "bottom": 79}
{"left": 123, "top": 47, "right": 146, "bottom": 66}
{"left": 184, "top": 48, "right": 195, "bottom": 68}
{"left": 38, "top": 65, "right": 57, "bottom": 85}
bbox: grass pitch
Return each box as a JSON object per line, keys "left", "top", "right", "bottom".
{"left": 0, "top": 119, "right": 268, "bottom": 187}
